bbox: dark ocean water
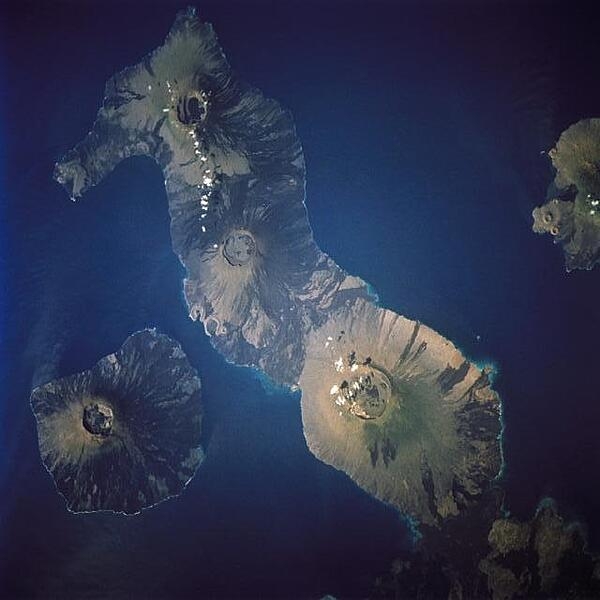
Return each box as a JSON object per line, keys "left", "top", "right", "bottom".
{"left": 1, "top": 1, "right": 600, "bottom": 598}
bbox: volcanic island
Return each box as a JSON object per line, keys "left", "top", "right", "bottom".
{"left": 299, "top": 299, "right": 501, "bottom": 524}
{"left": 30, "top": 329, "right": 203, "bottom": 514}
{"left": 53, "top": 8, "right": 502, "bottom": 525}
{"left": 53, "top": 7, "right": 372, "bottom": 387}
{"left": 532, "top": 118, "right": 600, "bottom": 271}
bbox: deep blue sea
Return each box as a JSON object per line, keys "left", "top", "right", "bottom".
{"left": 1, "top": 1, "right": 599, "bottom": 598}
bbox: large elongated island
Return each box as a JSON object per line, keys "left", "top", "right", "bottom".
{"left": 53, "top": 7, "right": 503, "bottom": 525}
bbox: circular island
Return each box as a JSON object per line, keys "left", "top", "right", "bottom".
{"left": 30, "top": 329, "right": 204, "bottom": 515}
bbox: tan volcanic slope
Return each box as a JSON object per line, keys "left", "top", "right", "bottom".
{"left": 53, "top": 8, "right": 502, "bottom": 523}
{"left": 30, "top": 330, "right": 203, "bottom": 515}
{"left": 299, "top": 299, "right": 501, "bottom": 525}
{"left": 532, "top": 118, "right": 600, "bottom": 271}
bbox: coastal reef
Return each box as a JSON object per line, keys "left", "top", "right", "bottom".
{"left": 532, "top": 118, "right": 600, "bottom": 271}
{"left": 30, "top": 329, "right": 203, "bottom": 514}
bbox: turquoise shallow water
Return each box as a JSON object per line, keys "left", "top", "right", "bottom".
{"left": 2, "top": 1, "right": 600, "bottom": 597}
